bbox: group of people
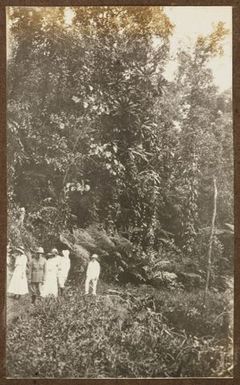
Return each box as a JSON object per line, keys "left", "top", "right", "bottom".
{"left": 8, "top": 246, "right": 71, "bottom": 303}
{"left": 7, "top": 245, "right": 101, "bottom": 303}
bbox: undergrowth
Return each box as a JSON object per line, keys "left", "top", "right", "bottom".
{"left": 7, "top": 285, "right": 233, "bottom": 378}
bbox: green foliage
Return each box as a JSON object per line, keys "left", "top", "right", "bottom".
{"left": 7, "top": 7, "right": 233, "bottom": 297}
{"left": 6, "top": 8, "right": 233, "bottom": 379}
{"left": 150, "top": 288, "right": 232, "bottom": 337}
{"left": 7, "top": 286, "right": 232, "bottom": 378}
{"left": 8, "top": 205, "right": 38, "bottom": 253}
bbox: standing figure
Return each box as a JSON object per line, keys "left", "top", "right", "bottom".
{"left": 19, "top": 207, "right": 26, "bottom": 228}
{"left": 85, "top": 254, "right": 101, "bottom": 295}
{"left": 29, "top": 247, "right": 46, "bottom": 304}
{"left": 57, "top": 249, "right": 71, "bottom": 296}
{"left": 8, "top": 246, "right": 28, "bottom": 299}
{"left": 41, "top": 248, "right": 59, "bottom": 298}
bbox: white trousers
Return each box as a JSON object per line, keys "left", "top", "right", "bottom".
{"left": 85, "top": 277, "right": 98, "bottom": 295}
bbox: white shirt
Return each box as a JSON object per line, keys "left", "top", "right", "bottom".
{"left": 86, "top": 260, "right": 100, "bottom": 279}
{"left": 57, "top": 255, "right": 70, "bottom": 277}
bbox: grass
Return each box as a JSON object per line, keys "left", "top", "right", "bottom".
{"left": 6, "top": 282, "right": 233, "bottom": 378}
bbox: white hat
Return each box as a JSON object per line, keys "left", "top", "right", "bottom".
{"left": 36, "top": 247, "right": 44, "bottom": 254}
{"left": 16, "top": 246, "right": 25, "bottom": 254}
{"left": 91, "top": 254, "right": 99, "bottom": 259}
{"left": 50, "top": 248, "right": 58, "bottom": 255}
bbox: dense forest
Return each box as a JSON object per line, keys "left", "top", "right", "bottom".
{"left": 7, "top": 6, "right": 233, "bottom": 378}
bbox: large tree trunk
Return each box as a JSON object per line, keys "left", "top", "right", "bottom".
{"left": 204, "top": 177, "right": 218, "bottom": 305}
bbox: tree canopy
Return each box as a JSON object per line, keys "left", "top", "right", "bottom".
{"left": 7, "top": 6, "right": 233, "bottom": 289}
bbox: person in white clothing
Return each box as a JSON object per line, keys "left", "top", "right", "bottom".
{"left": 8, "top": 246, "right": 28, "bottom": 299}
{"left": 85, "top": 254, "right": 100, "bottom": 295}
{"left": 57, "top": 249, "right": 71, "bottom": 296}
{"left": 41, "top": 248, "right": 59, "bottom": 298}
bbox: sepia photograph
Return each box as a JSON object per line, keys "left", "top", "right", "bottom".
{"left": 6, "top": 5, "right": 233, "bottom": 378}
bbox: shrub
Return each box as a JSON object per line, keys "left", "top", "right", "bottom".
{"left": 149, "top": 288, "right": 233, "bottom": 338}
{"left": 7, "top": 286, "right": 232, "bottom": 378}
{"left": 8, "top": 205, "right": 38, "bottom": 256}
